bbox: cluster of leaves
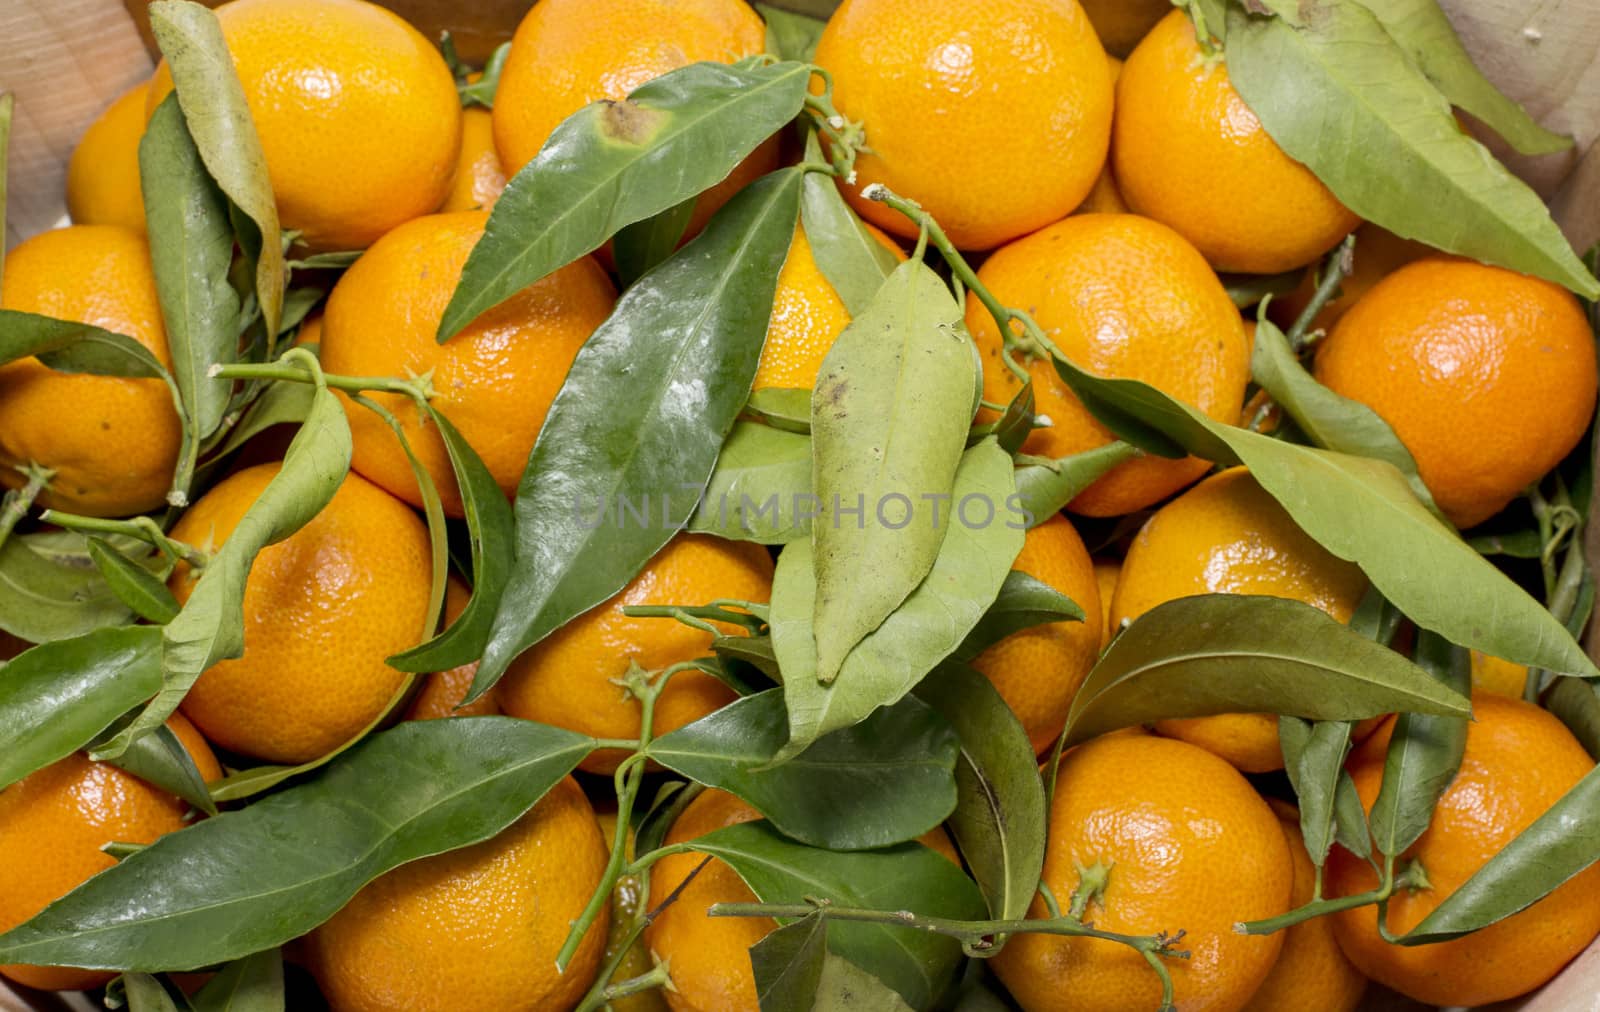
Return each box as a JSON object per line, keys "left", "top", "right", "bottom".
{"left": 0, "top": 0, "right": 1598, "bottom": 1009}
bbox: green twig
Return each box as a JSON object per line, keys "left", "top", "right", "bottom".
{"left": 573, "top": 854, "right": 715, "bottom": 1012}
{"left": 210, "top": 359, "right": 434, "bottom": 402}
{"left": 39, "top": 511, "right": 208, "bottom": 570}
{"left": 0, "top": 464, "right": 52, "bottom": 554}
{"left": 1285, "top": 233, "right": 1357, "bottom": 352}
{"left": 802, "top": 70, "right": 866, "bottom": 181}
{"left": 1239, "top": 855, "right": 1428, "bottom": 936}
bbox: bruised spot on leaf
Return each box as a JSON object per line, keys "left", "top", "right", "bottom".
{"left": 601, "top": 100, "right": 667, "bottom": 146}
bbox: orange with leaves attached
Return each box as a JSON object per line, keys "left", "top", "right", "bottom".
{"left": 1114, "top": 11, "right": 1358, "bottom": 274}
{"left": 814, "top": 0, "right": 1113, "bottom": 251}
{"left": 1327, "top": 693, "right": 1600, "bottom": 1007}
{"left": 66, "top": 81, "right": 149, "bottom": 232}
{"left": 169, "top": 464, "right": 433, "bottom": 764}
{"left": 0, "top": 715, "right": 220, "bottom": 992}
{"left": 993, "top": 733, "right": 1292, "bottom": 1011}
{"left": 967, "top": 213, "right": 1250, "bottom": 517}
{"left": 308, "top": 775, "right": 610, "bottom": 1011}
{"left": 0, "top": 225, "right": 181, "bottom": 517}
{"left": 405, "top": 577, "right": 501, "bottom": 721}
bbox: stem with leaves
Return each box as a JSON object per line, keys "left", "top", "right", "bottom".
{"left": 211, "top": 358, "right": 436, "bottom": 403}
{"left": 39, "top": 510, "right": 209, "bottom": 570}
{"left": 1284, "top": 232, "right": 1358, "bottom": 351}
{"left": 1239, "top": 854, "right": 1429, "bottom": 936}
{"left": 0, "top": 464, "right": 52, "bottom": 554}
{"left": 801, "top": 69, "right": 867, "bottom": 182}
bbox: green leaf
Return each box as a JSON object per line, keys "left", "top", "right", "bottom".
{"left": 686, "top": 820, "right": 984, "bottom": 1009}
{"left": 0, "top": 718, "right": 593, "bottom": 971}
{"left": 799, "top": 150, "right": 896, "bottom": 316}
{"left": 745, "top": 388, "right": 813, "bottom": 434}
{"left": 94, "top": 386, "right": 351, "bottom": 759}
{"left": 649, "top": 689, "right": 959, "bottom": 850}
{"left": 814, "top": 953, "right": 915, "bottom": 1011}
{"left": 0, "top": 626, "right": 163, "bottom": 791}
{"left": 86, "top": 539, "right": 179, "bottom": 625}
{"left": 773, "top": 440, "right": 1023, "bottom": 754}
{"left": 913, "top": 663, "right": 1046, "bottom": 922}
{"left": 1543, "top": 676, "right": 1600, "bottom": 759}
{"left": 969, "top": 382, "right": 1034, "bottom": 455}
{"left": 952, "top": 569, "right": 1084, "bottom": 663}
{"left": 1061, "top": 595, "right": 1472, "bottom": 747}
{"left": 149, "top": 0, "right": 284, "bottom": 335}
{"left": 388, "top": 408, "right": 513, "bottom": 673}
{"left": 690, "top": 422, "right": 814, "bottom": 544}
{"left": 1049, "top": 356, "right": 1600, "bottom": 679}
{"left": 0, "top": 532, "right": 134, "bottom": 642}
{"left": 759, "top": 4, "right": 827, "bottom": 63}
{"left": 1225, "top": 1, "right": 1598, "bottom": 299}
{"left": 1400, "top": 761, "right": 1600, "bottom": 944}
{"left": 1249, "top": 314, "right": 1435, "bottom": 511}
{"left": 714, "top": 633, "right": 783, "bottom": 682}
{"left": 191, "top": 949, "right": 283, "bottom": 1012}
{"left": 141, "top": 93, "right": 241, "bottom": 459}
{"left": 204, "top": 374, "right": 315, "bottom": 460}
{"left": 473, "top": 168, "right": 802, "bottom": 699}
{"left": 1279, "top": 716, "right": 1355, "bottom": 867}
{"left": 1352, "top": 0, "right": 1569, "bottom": 156}
{"left": 439, "top": 60, "right": 810, "bottom": 340}
{"left": 810, "top": 260, "right": 978, "bottom": 682}
{"left": 1368, "top": 632, "right": 1469, "bottom": 859}
{"left": 750, "top": 913, "right": 827, "bottom": 1012}
{"left": 1468, "top": 528, "right": 1544, "bottom": 560}
{"left": 121, "top": 972, "right": 188, "bottom": 1012}
{"left": 97, "top": 717, "right": 217, "bottom": 817}
{"left": 1011, "top": 442, "right": 1141, "bottom": 524}
{"left": 613, "top": 197, "right": 696, "bottom": 289}
{"left": 0, "top": 309, "right": 170, "bottom": 377}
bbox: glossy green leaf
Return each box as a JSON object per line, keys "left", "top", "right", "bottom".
{"left": 1353, "top": 0, "right": 1569, "bottom": 155}
{"left": 0, "top": 532, "right": 134, "bottom": 642}
{"left": 690, "top": 422, "right": 813, "bottom": 544}
{"left": 0, "top": 309, "right": 170, "bottom": 377}
{"left": 0, "top": 626, "right": 163, "bottom": 790}
{"left": 191, "top": 949, "right": 283, "bottom": 1012}
{"left": 1249, "top": 314, "right": 1434, "bottom": 511}
{"left": 745, "top": 388, "right": 813, "bottom": 433}
{"left": 1401, "top": 761, "right": 1600, "bottom": 943}
{"left": 970, "top": 382, "right": 1035, "bottom": 455}
{"left": 1368, "top": 632, "right": 1469, "bottom": 859}
{"left": 473, "top": 169, "right": 802, "bottom": 698}
{"left": 121, "top": 973, "right": 187, "bottom": 1012}
{"left": 687, "top": 820, "right": 984, "bottom": 1009}
{"left": 141, "top": 93, "right": 240, "bottom": 457}
{"left": 810, "top": 260, "right": 978, "bottom": 682}
{"left": 613, "top": 197, "right": 695, "bottom": 289}
{"left": 913, "top": 662, "right": 1045, "bottom": 921}
{"left": 1279, "top": 716, "right": 1355, "bottom": 867}
{"left": 97, "top": 717, "right": 217, "bottom": 817}
{"left": 1225, "top": 1, "right": 1598, "bottom": 299}
{"left": 1061, "top": 595, "right": 1472, "bottom": 747}
{"left": 649, "top": 689, "right": 959, "bottom": 850}
{"left": 440, "top": 60, "right": 810, "bottom": 340}
{"left": 773, "top": 440, "right": 1023, "bottom": 755}
{"left": 86, "top": 539, "right": 179, "bottom": 625}
{"left": 95, "top": 386, "right": 351, "bottom": 759}
{"left": 1011, "top": 442, "right": 1140, "bottom": 524}
{"left": 952, "top": 569, "right": 1084, "bottom": 663}
{"left": 0, "top": 718, "right": 593, "bottom": 971}
{"left": 750, "top": 913, "right": 826, "bottom": 1012}
{"left": 388, "top": 408, "right": 512, "bottom": 672}
{"left": 150, "top": 0, "right": 283, "bottom": 335}
{"left": 799, "top": 152, "right": 897, "bottom": 316}
{"left": 759, "top": 4, "right": 827, "bottom": 63}
{"left": 1049, "top": 356, "right": 1600, "bottom": 679}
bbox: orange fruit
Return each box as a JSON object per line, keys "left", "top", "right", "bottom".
{"left": 645, "top": 788, "right": 955, "bottom": 1012}
{"left": 0, "top": 715, "right": 220, "bottom": 992}
{"left": 1079, "top": 0, "right": 1170, "bottom": 56}
{"left": 499, "top": 534, "right": 773, "bottom": 774}
{"left": 66, "top": 81, "right": 149, "bottom": 232}
{"left": 405, "top": 577, "right": 501, "bottom": 721}
{"left": 1269, "top": 224, "right": 1432, "bottom": 336}
{"left": 1112, "top": 467, "right": 1368, "bottom": 772}
{"left": 1092, "top": 557, "right": 1120, "bottom": 648}
{"left": 441, "top": 102, "right": 507, "bottom": 213}
{"left": 148, "top": 0, "right": 461, "bottom": 251}
{"left": 169, "top": 464, "right": 433, "bottom": 764}
{"left": 319, "top": 211, "right": 616, "bottom": 516}
{"left": 0, "top": 225, "right": 180, "bottom": 517}
{"left": 1470, "top": 650, "right": 1529, "bottom": 698}
{"left": 1241, "top": 802, "right": 1367, "bottom": 1012}
{"left": 814, "top": 0, "right": 1113, "bottom": 251}
{"left": 307, "top": 775, "right": 610, "bottom": 1011}
{"left": 753, "top": 221, "right": 904, "bottom": 392}
{"left": 1314, "top": 257, "right": 1597, "bottom": 529}
{"left": 1073, "top": 56, "right": 1127, "bottom": 215}
{"left": 971, "top": 514, "right": 1103, "bottom": 753}
{"left": 1114, "top": 11, "right": 1358, "bottom": 274}
{"left": 993, "top": 733, "right": 1292, "bottom": 1011}
{"left": 1328, "top": 694, "right": 1600, "bottom": 1007}
{"left": 492, "top": 0, "right": 772, "bottom": 243}
{"left": 967, "top": 213, "right": 1250, "bottom": 516}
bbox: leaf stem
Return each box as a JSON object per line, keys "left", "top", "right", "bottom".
{"left": 0, "top": 464, "right": 52, "bottom": 554}
{"left": 210, "top": 360, "right": 434, "bottom": 401}
{"left": 801, "top": 70, "right": 865, "bottom": 181}
{"left": 39, "top": 511, "right": 208, "bottom": 570}
{"left": 1238, "top": 855, "right": 1428, "bottom": 936}
{"left": 1286, "top": 233, "right": 1357, "bottom": 352}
